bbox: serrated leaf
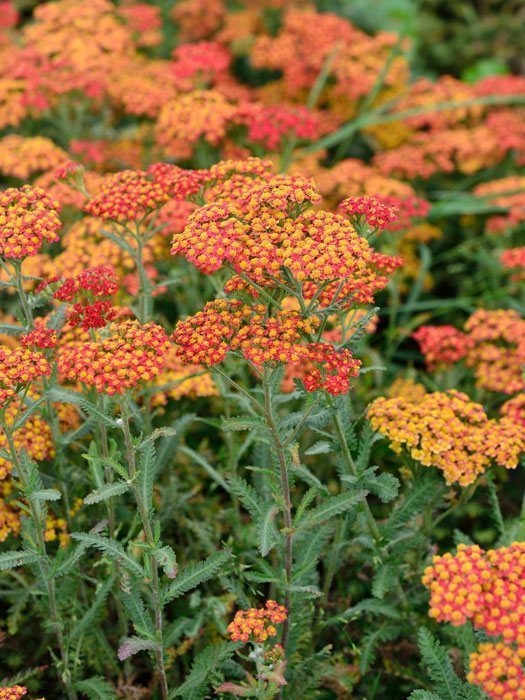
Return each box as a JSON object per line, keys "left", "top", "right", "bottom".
{"left": 76, "top": 677, "right": 117, "bottom": 700}
{"left": 30, "top": 488, "right": 61, "bottom": 502}
{"left": 222, "top": 415, "right": 264, "bottom": 431}
{"left": 154, "top": 545, "right": 178, "bottom": 579}
{"left": 172, "top": 642, "right": 238, "bottom": 697}
{"left": 372, "top": 562, "right": 398, "bottom": 599}
{"left": 257, "top": 503, "right": 278, "bottom": 556}
{"left": 163, "top": 550, "right": 230, "bottom": 603}
{"left": 83, "top": 481, "right": 129, "bottom": 505}
{"left": 228, "top": 475, "right": 263, "bottom": 520}
{"left": 408, "top": 692, "right": 443, "bottom": 700}
{"left": 417, "top": 628, "right": 462, "bottom": 700}
{"left": 117, "top": 636, "right": 156, "bottom": 661}
{"left": 366, "top": 472, "right": 400, "bottom": 503}
{"left": 304, "top": 440, "right": 333, "bottom": 456}
{"left": 297, "top": 490, "right": 367, "bottom": 530}
{"left": 71, "top": 533, "right": 144, "bottom": 577}
{"left": 0, "top": 551, "right": 40, "bottom": 571}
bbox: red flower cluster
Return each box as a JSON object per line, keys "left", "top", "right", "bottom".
{"left": 227, "top": 600, "right": 287, "bottom": 644}
{"left": 339, "top": 195, "right": 399, "bottom": 230}
{"left": 53, "top": 266, "right": 118, "bottom": 330}
{"left": 0, "top": 186, "right": 61, "bottom": 259}
{"left": 58, "top": 320, "right": 170, "bottom": 394}
{"left": 147, "top": 162, "right": 210, "bottom": 200}
{"left": 21, "top": 328, "right": 58, "bottom": 350}
{"left": 412, "top": 324, "right": 473, "bottom": 371}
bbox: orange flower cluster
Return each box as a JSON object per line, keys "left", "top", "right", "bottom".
{"left": 467, "top": 643, "right": 525, "bottom": 700}
{"left": 0, "top": 346, "right": 51, "bottom": 407}
{"left": 156, "top": 90, "right": 237, "bottom": 158}
{"left": 0, "top": 135, "right": 68, "bottom": 180}
{"left": 171, "top": 40, "right": 230, "bottom": 85}
{"left": 227, "top": 600, "right": 287, "bottom": 644}
{"left": 150, "top": 350, "right": 218, "bottom": 407}
{"left": 172, "top": 165, "right": 397, "bottom": 303}
{"left": 0, "top": 686, "right": 27, "bottom": 699}
{"left": 171, "top": 0, "right": 226, "bottom": 42}
{"left": 0, "top": 186, "right": 61, "bottom": 259}
{"left": 0, "top": 392, "right": 55, "bottom": 478}
{"left": 0, "top": 482, "right": 21, "bottom": 542}
{"left": 173, "top": 300, "right": 361, "bottom": 395}
{"left": 367, "top": 390, "right": 525, "bottom": 485}
{"left": 251, "top": 9, "right": 406, "bottom": 109}
{"left": 58, "top": 320, "right": 170, "bottom": 395}
{"left": 501, "top": 247, "right": 525, "bottom": 275}
{"left": 412, "top": 325, "right": 473, "bottom": 371}
{"left": 423, "top": 542, "right": 525, "bottom": 699}
{"left": 84, "top": 170, "right": 170, "bottom": 223}
{"left": 464, "top": 309, "right": 525, "bottom": 395}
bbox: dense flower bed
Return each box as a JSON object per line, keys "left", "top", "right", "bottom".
{"left": 0, "top": 1, "right": 524, "bottom": 699}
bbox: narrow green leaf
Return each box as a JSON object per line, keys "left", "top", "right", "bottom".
{"left": 84, "top": 481, "right": 130, "bottom": 505}
{"left": 297, "top": 490, "right": 367, "bottom": 529}
{"left": 163, "top": 550, "right": 230, "bottom": 603}
{"left": 0, "top": 551, "right": 40, "bottom": 571}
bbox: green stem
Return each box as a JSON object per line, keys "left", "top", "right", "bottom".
{"left": 120, "top": 399, "right": 169, "bottom": 700}
{"left": 262, "top": 374, "right": 292, "bottom": 649}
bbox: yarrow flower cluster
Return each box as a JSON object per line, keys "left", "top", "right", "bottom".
{"left": 367, "top": 390, "right": 525, "bottom": 485}
{"left": 172, "top": 301, "right": 361, "bottom": 395}
{"left": 84, "top": 170, "right": 170, "bottom": 222}
{"left": 423, "top": 543, "right": 525, "bottom": 699}
{"left": 227, "top": 601, "right": 287, "bottom": 644}
{"left": 0, "top": 186, "right": 61, "bottom": 259}
{"left": 52, "top": 266, "right": 119, "bottom": 330}
{"left": 20, "top": 328, "right": 58, "bottom": 350}
{"left": 58, "top": 320, "right": 170, "bottom": 395}
{"left": 339, "top": 195, "right": 399, "bottom": 230}
{"left": 0, "top": 346, "right": 51, "bottom": 407}
{"left": 467, "top": 643, "right": 525, "bottom": 700}
{"left": 412, "top": 325, "right": 473, "bottom": 371}
{"left": 0, "top": 686, "right": 27, "bottom": 700}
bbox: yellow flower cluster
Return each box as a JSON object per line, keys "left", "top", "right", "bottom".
{"left": 367, "top": 390, "right": 525, "bottom": 485}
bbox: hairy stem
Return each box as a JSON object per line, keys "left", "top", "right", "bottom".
{"left": 262, "top": 375, "right": 292, "bottom": 649}
{"left": 120, "top": 399, "right": 169, "bottom": 700}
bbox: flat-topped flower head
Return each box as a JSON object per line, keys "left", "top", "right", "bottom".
{"left": 0, "top": 186, "right": 61, "bottom": 259}
{"left": 367, "top": 390, "right": 525, "bottom": 485}
{"left": 147, "top": 162, "right": 211, "bottom": 200}
{"left": 0, "top": 686, "right": 27, "bottom": 700}
{"left": 0, "top": 346, "right": 51, "bottom": 408}
{"left": 227, "top": 601, "right": 288, "bottom": 644}
{"left": 84, "top": 170, "right": 169, "bottom": 222}
{"left": 21, "top": 328, "right": 58, "bottom": 350}
{"left": 339, "top": 194, "right": 399, "bottom": 230}
{"left": 58, "top": 320, "right": 170, "bottom": 395}
{"left": 423, "top": 542, "right": 525, "bottom": 661}
{"left": 467, "top": 643, "right": 525, "bottom": 700}
{"left": 156, "top": 90, "right": 236, "bottom": 158}
{"left": 53, "top": 265, "right": 119, "bottom": 330}
{"left": 412, "top": 324, "right": 473, "bottom": 371}
{"left": 0, "top": 135, "right": 68, "bottom": 180}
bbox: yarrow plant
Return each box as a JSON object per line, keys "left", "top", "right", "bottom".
{"left": 0, "top": 1, "right": 524, "bottom": 699}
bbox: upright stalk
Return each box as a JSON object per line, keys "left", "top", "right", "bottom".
{"left": 262, "top": 374, "right": 293, "bottom": 648}
{"left": 119, "top": 399, "right": 169, "bottom": 700}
